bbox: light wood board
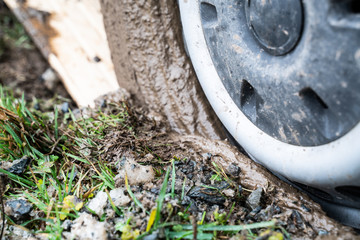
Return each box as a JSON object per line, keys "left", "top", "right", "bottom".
{"left": 4, "top": 0, "right": 119, "bottom": 107}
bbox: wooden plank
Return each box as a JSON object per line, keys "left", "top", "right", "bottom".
{"left": 4, "top": 0, "right": 119, "bottom": 107}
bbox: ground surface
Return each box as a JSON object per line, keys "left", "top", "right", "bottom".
{"left": 0, "top": 3, "right": 72, "bottom": 105}
{"left": 0, "top": 3, "right": 359, "bottom": 240}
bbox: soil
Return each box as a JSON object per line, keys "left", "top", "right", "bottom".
{"left": 0, "top": 45, "right": 71, "bottom": 102}
{"left": 0, "top": 4, "right": 72, "bottom": 105}
{"left": 1, "top": 3, "right": 360, "bottom": 240}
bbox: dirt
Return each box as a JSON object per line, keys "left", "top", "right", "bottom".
{"left": 0, "top": 4, "right": 72, "bottom": 105}
{"left": 77, "top": 93, "right": 357, "bottom": 239}
{"left": 0, "top": 45, "right": 70, "bottom": 102}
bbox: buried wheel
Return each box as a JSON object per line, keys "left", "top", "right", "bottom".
{"left": 179, "top": 0, "right": 360, "bottom": 228}
{"left": 100, "top": 0, "right": 360, "bottom": 228}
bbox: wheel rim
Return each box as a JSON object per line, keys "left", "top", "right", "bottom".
{"left": 179, "top": 0, "right": 360, "bottom": 212}
{"left": 197, "top": 0, "right": 360, "bottom": 146}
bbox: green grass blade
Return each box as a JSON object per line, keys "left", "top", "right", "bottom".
{"left": 106, "top": 190, "right": 123, "bottom": 217}
{"left": 65, "top": 153, "right": 90, "bottom": 164}
{"left": 4, "top": 124, "right": 22, "bottom": 148}
{"left": 154, "top": 166, "right": 170, "bottom": 229}
{"left": 171, "top": 160, "right": 175, "bottom": 199}
{"left": 0, "top": 145, "right": 17, "bottom": 159}
{"left": 24, "top": 192, "right": 48, "bottom": 212}
{"left": 181, "top": 177, "right": 186, "bottom": 201}
{"left": 20, "top": 93, "right": 25, "bottom": 115}
{"left": 125, "top": 173, "right": 145, "bottom": 212}
{"left": 181, "top": 220, "right": 276, "bottom": 232}
{"left": 166, "top": 231, "right": 213, "bottom": 240}
{"left": 54, "top": 107, "right": 59, "bottom": 140}
{"left": 68, "top": 165, "right": 76, "bottom": 193}
{"left": 0, "top": 168, "right": 35, "bottom": 187}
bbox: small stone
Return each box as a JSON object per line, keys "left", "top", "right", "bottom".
{"left": 143, "top": 153, "right": 154, "bottom": 162}
{"left": 187, "top": 184, "right": 226, "bottom": 205}
{"left": 68, "top": 212, "right": 107, "bottom": 240}
{"left": 3, "top": 156, "right": 30, "bottom": 175}
{"left": 5, "top": 199, "right": 32, "bottom": 220}
{"left": 301, "top": 203, "right": 311, "bottom": 212}
{"left": 246, "top": 187, "right": 263, "bottom": 210}
{"left": 247, "top": 206, "right": 262, "bottom": 220}
{"left": 33, "top": 102, "right": 40, "bottom": 110}
{"left": 87, "top": 191, "right": 108, "bottom": 217}
{"left": 124, "top": 157, "right": 155, "bottom": 185}
{"left": 105, "top": 208, "right": 115, "bottom": 219}
{"left": 109, "top": 188, "right": 131, "bottom": 207}
{"left": 226, "top": 163, "right": 241, "bottom": 176}
{"left": 40, "top": 68, "right": 59, "bottom": 91}
{"left": 61, "top": 219, "right": 72, "bottom": 231}
{"left": 270, "top": 204, "right": 281, "bottom": 215}
{"left": 46, "top": 185, "right": 56, "bottom": 198}
{"left": 288, "top": 210, "right": 304, "bottom": 229}
{"left": 238, "top": 185, "right": 243, "bottom": 194}
{"left": 179, "top": 160, "right": 196, "bottom": 174}
{"left": 9, "top": 225, "right": 34, "bottom": 239}
{"left": 150, "top": 188, "right": 159, "bottom": 194}
{"left": 222, "top": 189, "right": 235, "bottom": 198}
{"left": 61, "top": 102, "right": 70, "bottom": 113}
{"left": 71, "top": 109, "right": 81, "bottom": 119}
{"left": 318, "top": 229, "right": 329, "bottom": 236}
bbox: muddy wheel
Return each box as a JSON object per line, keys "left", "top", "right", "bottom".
{"left": 100, "top": 0, "right": 360, "bottom": 227}
{"left": 179, "top": 0, "right": 360, "bottom": 227}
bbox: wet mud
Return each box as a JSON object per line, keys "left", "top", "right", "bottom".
{"left": 94, "top": 93, "right": 358, "bottom": 239}
{"left": 100, "top": 0, "right": 225, "bottom": 140}
{"left": 178, "top": 136, "right": 356, "bottom": 237}
{"left": 175, "top": 135, "right": 355, "bottom": 238}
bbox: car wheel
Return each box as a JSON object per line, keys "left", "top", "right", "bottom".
{"left": 179, "top": 0, "right": 360, "bottom": 228}
{"left": 101, "top": 0, "right": 360, "bottom": 228}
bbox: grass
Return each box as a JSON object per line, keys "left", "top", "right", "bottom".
{"left": 0, "top": 87, "right": 290, "bottom": 239}
{"left": 0, "top": 86, "right": 141, "bottom": 239}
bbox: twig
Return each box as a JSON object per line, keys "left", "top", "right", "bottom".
{"left": 191, "top": 215, "right": 197, "bottom": 240}
{"left": 0, "top": 173, "right": 8, "bottom": 239}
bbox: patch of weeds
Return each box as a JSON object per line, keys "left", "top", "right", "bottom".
{"left": 210, "top": 173, "right": 222, "bottom": 182}
{"left": 0, "top": 86, "right": 145, "bottom": 238}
